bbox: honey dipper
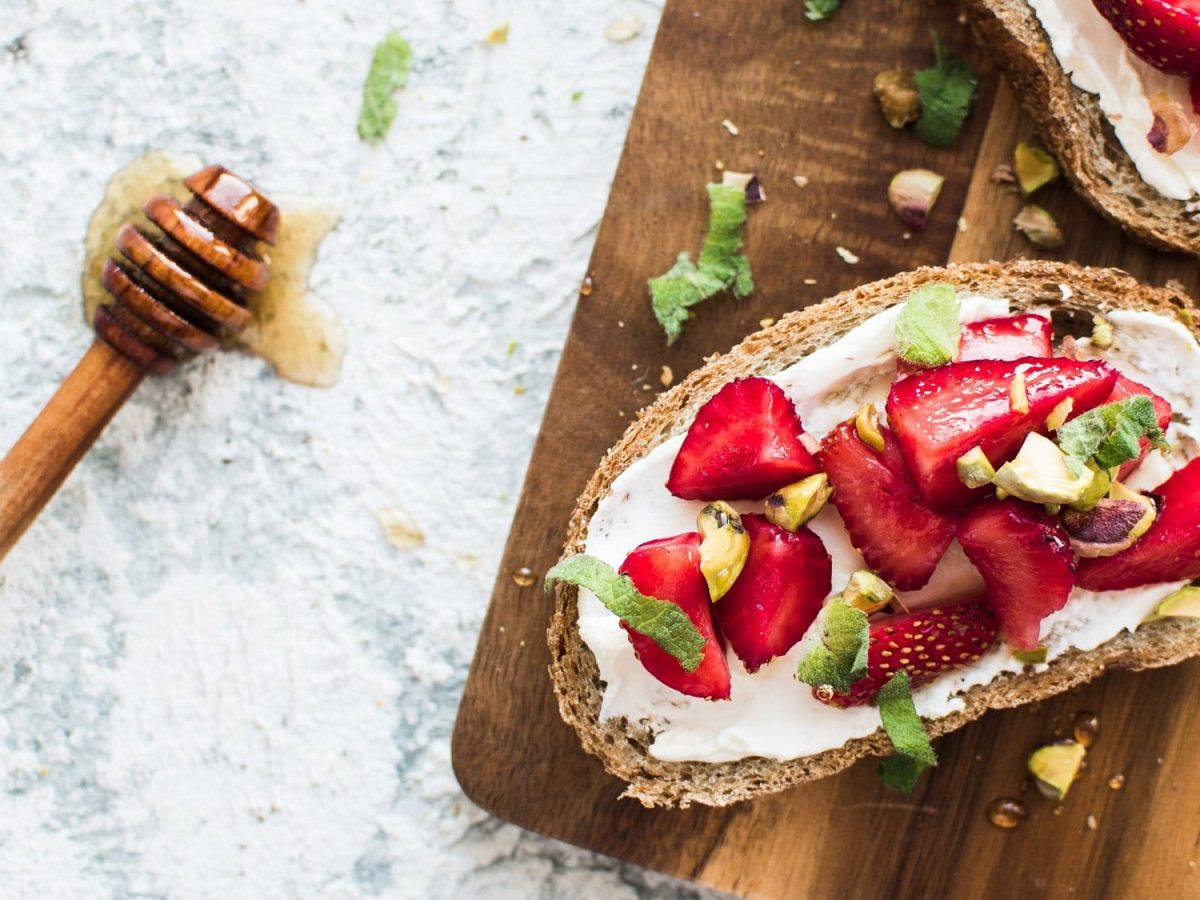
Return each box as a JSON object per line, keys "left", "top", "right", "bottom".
{"left": 0, "top": 165, "right": 280, "bottom": 561}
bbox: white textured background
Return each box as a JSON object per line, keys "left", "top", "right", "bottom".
{"left": 0, "top": 1, "right": 724, "bottom": 897}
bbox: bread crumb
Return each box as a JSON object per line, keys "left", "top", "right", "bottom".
{"left": 715, "top": 159, "right": 725, "bottom": 170}
{"left": 836, "top": 246, "right": 860, "bottom": 265}
{"left": 793, "top": 175, "right": 809, "bottom": 188}
{"left": 804, "top": 278, "right": 818, "bottom": 285}
{"left": 1086, "top": 814, "right": 1098, "bottom": 831}
{"left": 759, "top": 317, "right": 775, "bottom": 328}
{"left": 660, "top": 365, "right": 674, "bottom": 387}
{"left": 991, "top": 163, "right": 1016, "bottom": 186}
{"left": 958, "top": 216, "right": 969, "bottom": 233}
{"left": 722, "top": 118, "right": 739, "bottom": 136}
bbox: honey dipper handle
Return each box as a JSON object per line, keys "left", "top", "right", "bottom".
{"left": 0, "top": 339, "right": 145, "bottom": 561}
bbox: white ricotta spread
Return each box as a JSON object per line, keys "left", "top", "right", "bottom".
{"left": 579, "top": 297, "right": 1200, "bottom": 763}
{"left": 1027, "top": 0, "right": 1200, "bottom": 200}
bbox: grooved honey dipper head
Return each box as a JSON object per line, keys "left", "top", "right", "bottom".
{"left": 92, "top": 165, "right": 280, "bottom": 375}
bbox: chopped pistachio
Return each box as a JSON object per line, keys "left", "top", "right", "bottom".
{"left": 764, "top": 474, "right": 832, "bottom": 532}
{"left": 1013, "top": 204, "right": 1064, "bottom": 249}
{"left": 1014, "top": 142, "right": 1060, "bottom": 196}
{"left": 888, "top": 169, "right": 944, "bottom": 231}
{"left": 1147, "top": 91, "right": 1193, "bottom": 155}
{"left": 1045, "top": 397, "right": 1074, "bottom": 431}
{"left": 1091, "top": 314, "right": 1113, "bottom": 350}
{"left": 1061, "top": 486, "right": 1156, "bottom": 558}
{"left": 854, "top": 403, "right": 885, "bottom": 451}
{"left": 1067, "top": 462, "right": 1111, "bottom": 512}
{"left": 697, "top": 502, "right": 750, "bottom": 602}
{"left": 956, "top": 446, "right": 996, "bottom": 489}
{"left": 873, "top": 68, "right": 921, "bottom": 129}
{"left": 1028, "top": 741, "right": 1087, "bottom": 800}
{"left": 1146, "top": 585, "right": 1200, "bottom": 622}
{"left": 992, "top": 432, "right": 1095, "bottom": 505}
{"left": 1009, "top": 370, "right": 1030, "bottom": 414}
{"left": 843, "top": 570, "right": 894, "bottom": 614}
{"left": 1013, "top": 645, "right": 1048, "bottom": 665}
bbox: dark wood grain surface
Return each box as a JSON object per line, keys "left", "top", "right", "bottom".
{"left": 452, "top": 3, "right": 1200, "bottom": 897}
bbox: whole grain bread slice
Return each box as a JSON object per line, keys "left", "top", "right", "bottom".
{"left": 964, "top": 0, "right": 1200, "bottom": 254}
{"left": 548, "top": 260, "right": 1200, "bottom": 809}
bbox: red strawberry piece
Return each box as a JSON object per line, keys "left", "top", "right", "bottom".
{"left": 667, "top": 377, "right": 820, "bottom": 501}
{"left": 886, "top": 358, "right": 1118, "bottom": 510}
{"left": 819, "top": 420, "right": 958, "bottom": 590}
{"left": 1078, "top": 458, "right": 1200, "bottom": 591}
{"left": 957, "top": 499, "right": 1076, "bottom": 650}
{"left": 618, "top": 533, "right": 732, "bottom": 700}
{"left": 898, "top": 313, "right": 1052, "bottom": 376}
{"left": 1092, "top": 0, "right": 1200, "bottom": 76}
{"left": 1105, "top": 374, "right": 1173, "bottom": 479}
{"left": 958, "top": 314, "right": 1053, "bottom": 363}
{"left": 816, "top": 598, "right": 999, "bottom": 708}
{"left": 712, "top": 515, "right": 832, "bottom": 672}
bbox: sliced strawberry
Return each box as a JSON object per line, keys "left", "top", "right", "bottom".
{"left": 898, "top": 313, "right": 1052, "bottom": 376}
{"left": 957, "top": 499, "right": 1076, "bottom": 649}
{"left": 667, "top": 377, "right": 820, "bottom": 501}
{"left": 712, "top": 515, "right": 831, "bottom": 672}
{"left": 886, "top": 358, "right": 1118, "bottom": 510}
{"left": 1092, "top": 0, "right": 1200, "bottom": 76}
{"left": 958, "top": 314, "right": 1053, "bottom": 362}
{"left": 1106, "top": 374, "right": 1173, "bottom": 479}
{"left": 618, "top": 533, "right": 731, "bottom": 699}
{"left": 816, "top": 599, "right": 999, "bottom": 708}
{"left": 1078, "top": 458, "right": 1200, "bottom": 590}
{"left": 819, "top": 420, "right": 958, "bottom": 590}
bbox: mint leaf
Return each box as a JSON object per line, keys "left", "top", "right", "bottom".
{"left": 914, "top": 33, "right": 978, "bottom": 148}
{"left": 796, "top": 598, "right": 868, "bottom": 692}
{"left": 877, "top": 671, "right": 937, "bottom": 792}
{"left": 546, "top": 554, "right": 707, "bottom": 672}
{"left": 804, "top": 0, "right": 842, "bottom": 21}
{"left": 358, "top": 31, "right": 413, "bottom": 143}
{"left": 894, "top": 283, "right": 960, "bottom": 366}
{"left": 650, "top": 183, "right": 754, "bottom": 344}
{"left": 1056, "top": 396, "right": 1169, "bottom": 476}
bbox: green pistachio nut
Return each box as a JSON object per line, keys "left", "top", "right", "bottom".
{"left": 1013, "top": 204, "right": 1064, "bottom": 249}
{"left": 1146, "top": 585, "right": 1200, "bottom": 622}
{"left": 697, "top": 501, "right": 750, "bottom": 602}
{"left": 992, "top": 433, "right": 1095, "bottom": 505}
{"left": 1014, "top": 142, "right": 1060, "bottom": 196}
{"left": 956, "top": 446, "right": 996, "bottom": 489}
{"left": 1013, "top": 645, "right": 1048, "bottom": 665}
{"left": 855, "top": 403, "right": 885, "bottom": 452}
{"left": 764, "top": 474, "right": 832, "bottom": 532}
{"left": 842, "top": 569, "right": 894, "bottom": 615}
{"left": 1027, "top": 741, "right": 1087, "bottom": 801}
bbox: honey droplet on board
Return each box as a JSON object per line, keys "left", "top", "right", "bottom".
{"left": 987, "top": 798, "right": 1027, "bottom": 829}
{"left": 1108, "top": 773, "right": 1126, "bottom": 791}
{"left": 579, "top": 276, "right": 594, "bottom": 297}
{"left": 1074, "top": 710, "right": 1100, "bottom": 748}
{"left": 512, "top": 566, "right": 537, "bottom": 588}
{"left": 82, "top": 151, "right": 345, "bottom": 387}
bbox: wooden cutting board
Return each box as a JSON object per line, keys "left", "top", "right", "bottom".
{"left": 452, "top": 2, "right": 1200, "bottom": 896}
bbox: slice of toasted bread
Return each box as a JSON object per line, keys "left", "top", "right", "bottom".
{"left": 964, "top": 0, "right": 1200, "bottom": 254}
{"left": 547, "top": 260, "right": 1200, "bottom": 809}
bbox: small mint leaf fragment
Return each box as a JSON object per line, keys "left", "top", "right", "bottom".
{"left": 914, "top": 33, "right": 978, "bottom": 148}
{"left": 894, "top": 283, "right": 960, "bottom": 366}
{"left": 877, "top": 670, "right": 937, "bottom": 792}
{"left": 804, "top": 0, "right": 843, "bottom": 21}
{"left": 650, "top": 183, "right": 754, "bottom": 344}
{"left": 1056, "top": 396, "right": 1169, "bottom": 476}
{"left": 358, "top": 31, "right": 413, "bottom": 143}
{"left": 796, "top": 598, "right": 868, "bottom": 693}
{"left": 545, "top": 554, "right": 706, "bottom": 671}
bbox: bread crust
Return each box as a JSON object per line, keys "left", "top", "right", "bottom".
{"left": 963, "top": 0, "right": 1200, "bottom": 254}
{"left": 547, "top": 260, "right": 1200, "bottom": 809}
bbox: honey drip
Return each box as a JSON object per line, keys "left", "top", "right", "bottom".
{"left": 82, "top": 151, "right": 344, "bottom": 387}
